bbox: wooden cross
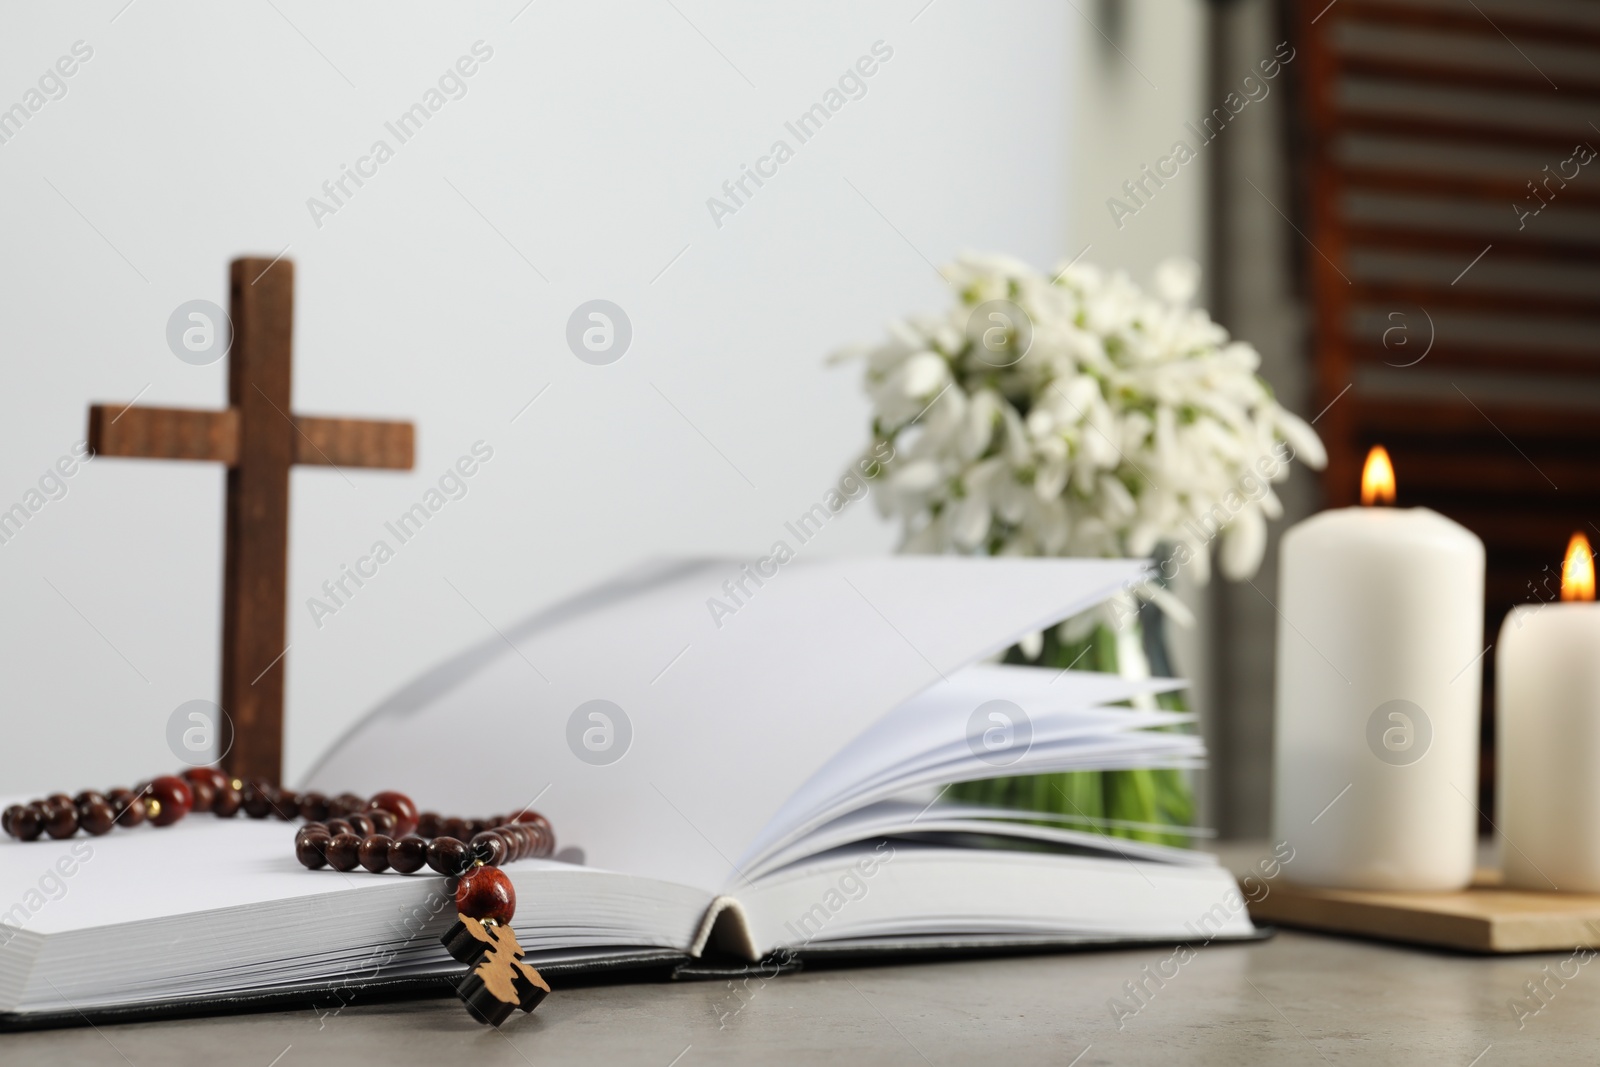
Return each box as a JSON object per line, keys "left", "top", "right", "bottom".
{"left": 441, "top": 915, "right": 550, "bottom": 1026}
{"left": 87, "top": 257, "right": 414, "bottom": 785}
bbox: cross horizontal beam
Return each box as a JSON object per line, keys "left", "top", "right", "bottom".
{"left": 88, "top": 404, "right": 412, "bottom": 470}
{"left": 292, "top": 416, "right": 413, "bottom": 469}
{"left": 88, "top": 404, "right": 237, "bottom": 464}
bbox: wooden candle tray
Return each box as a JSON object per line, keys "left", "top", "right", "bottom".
{"left": 1248, "top": 871, "right": 1600, "bottom": 953}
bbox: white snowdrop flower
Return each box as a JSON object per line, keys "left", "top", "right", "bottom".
{"left": 1098, "top": 474, "right": 1137, "bottom": 521}
{"left": 1276, "top": 409, "right": 1327, "bottom": 469}
{"left": 1034, "top": 496, "right": 1070, "bottom": 553}
{"left": 837, "top": 252, "right": 1323, "bottom": 586}
{"left": 902, "top": 514, "right": 947, "bottom": 554}
{"left": 950, "top": 493, "right": 992, "bottom": 550}
{"left": 897, "top": 352, "right": 949, "bottom": 398}
{"left": 1220, "top": 506, "right": 1268, "bottom": 581}
{"left": 960, "top": 390, "right": 1002, "bottom": 460}
{"left": 1000, "top": 406, "right": 1031, "bottom": 466}
{"left": 1127, "top": 521, "right": 1162, "bottom": 558}
{"left": 1034, "top": 457, "right": 1069, "bottom": 503}
{"left": 889, "top": 459, "right": 944, "bottom": 495}
{"left": 1258, "top": 484, "right": 1284, "bottom": 521}
{"left": 996, "top": 480, "right": 1031, "bottom": 526}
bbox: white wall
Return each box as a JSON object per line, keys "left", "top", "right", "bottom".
{"left": 0, "top": 1, "right": 1079, "bottom": 791}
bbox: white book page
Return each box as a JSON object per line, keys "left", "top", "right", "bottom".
{"left": 305, "top": 556, "right": 1144, "bottom": 891}
{"left": 737, "top": 845, "right": 1253, "bottom": 958}
{"left": 0, "top": 814, "right": 709, "bottom": 1013}
{"left": 748, "top": 799, "right": 1217, "bottom": 880}
{"left": 0, "top": 814, "right": 668, "bottom": 937}
{"left": 741, "top": 665, "right": 1189, "bottom": 868}
{"left": 752, "top": 731, "right": 1205, "bottom": 875}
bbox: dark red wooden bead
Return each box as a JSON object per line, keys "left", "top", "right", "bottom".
{"left": 187, "top": 779, "right": 216, "bottom": 813}
{"left": 328, "top": 793, "right": 366, "bottom": 818}
{"left": 240, "top": 781, "right": 274, "bottom": 819}
{"left": 416, "top": 811, "right": 443, "bottom": 838}
{"left": 120, "top": 795, "right": 148, "bottom": 827}
{"left": 78, "top": 800, "right": 116, "bottom": 836}
{"left": 271, "top": 789, "right": 300, "bottom": 820}
{"left": 388, "top": 835, "right": 429, "bottom": 874}
{"left": 367, "top": 792, "right": 419, "bottom": 839}
{"left": 146, "top": 776, "right": 194, "bottom": 826}
{"left": 4, "top": 804, "right": 41, "bottom": 840}
{"left": 326, "top": 818, "right": 355, "bottom": 838}
{"left": 455, "top": 865, "right": 516, "bottom": 925}
{"left": 469, "top": 831, "right": 508, "bottom": 867}
{"left": 426, "top": 836, "right": 471, "bottom": 876}
{"left": 358, "top": 834, "right": 394, "bottom": 873}
{"left": 46, "top": 793, "right": 72, "bottom": 807}
{"left": 182, "top": 767, "right": 230, "bottom": 793}
{"left": 44, "top": 802, "right": 78, "bottom": 839}
{"left": 296, "top": 832, "right": 331, "bottom": 869}
{"left": 368, "top": 809, "right": 397, "bottom": 836}
{"left": 24, "top": 803, "right": 48, "bottom": 840}
{"left": 212, "top": 785, "right": 242, "bottom": 818}
{"left": 298, "top": 791, "right": 331, "bottom": 822}
{"left": 517, "top": 824, "right": 549, "bottom": 858}
{"left": 441, "top": 817, "right": 470, "bottom": 841}
{"left": 298, "top": 822, "right": 329, "bottom": 840}
{"left": 345, "top": 813, "right": 375, "bottom": 838}
{"left": 325, "top": 832, "right": 361, "bottom": 872}
{"left": 514, "top": 811, "right": 554, "bottom": 854}
{"left": 73, "top": 790, "right": 107, "bottom": 812}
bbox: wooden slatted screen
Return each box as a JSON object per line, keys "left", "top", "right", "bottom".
{"left": 1297, "top": 0, "right": 1600, "bottom": 817}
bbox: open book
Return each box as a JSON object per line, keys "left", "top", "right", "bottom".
{"left": 0, "top": 557, "right": 1255, "bottom": 1027}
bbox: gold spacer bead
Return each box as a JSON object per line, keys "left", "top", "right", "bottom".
{"left": 147, "top": 799, "right": 162, "bottom": 820}
{"left": 230, "top": 778, "right": 244, "bottom": 791}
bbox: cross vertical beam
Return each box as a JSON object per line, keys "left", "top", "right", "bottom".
{"left": 88, "top": 255, "right": 414, "bottom": 786}
{"left": 219, "top": 258, "right": 296, "bottom": 783}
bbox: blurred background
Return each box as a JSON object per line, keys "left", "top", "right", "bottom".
{"left": 1, "top": 0, "right": 1592, "bottom": 840}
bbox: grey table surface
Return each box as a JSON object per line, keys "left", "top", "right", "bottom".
{"left": 9, "top": 847, "right": 1593, "bottom": 1065}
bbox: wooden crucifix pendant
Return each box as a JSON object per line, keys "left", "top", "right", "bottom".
{"left": 86, "top": 257, "right": 414, "bottom": 785}
{"left": 441, "top": 915, "right": 550, "bottom": 1026}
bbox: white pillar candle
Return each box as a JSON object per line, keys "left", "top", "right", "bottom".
{"left": 1272, "top": 447, "right": 1486, "bottom": 890}
{"left": 1500, "top": 533, "right": 1600, "bottom": 890}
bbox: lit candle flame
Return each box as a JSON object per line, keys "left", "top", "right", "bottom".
{"left": 1360, "top": 445, "right": 1396, "bottom": 506}
{"left": 1563, "top": 532, "right": 1595, "bottom": 602}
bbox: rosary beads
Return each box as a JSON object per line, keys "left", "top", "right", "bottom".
{"left": 4, "top": 770, "right": 555, "bottom": 923}
{"left": 3, "top": 768, "right": 556, "bottom": 1025}
{"left": 3, "top": 770, "right": 554, "bottom": 875}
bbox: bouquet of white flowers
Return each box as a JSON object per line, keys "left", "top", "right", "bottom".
{"left": 836, "top": 251, "right": 1326, "bottom": 842}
